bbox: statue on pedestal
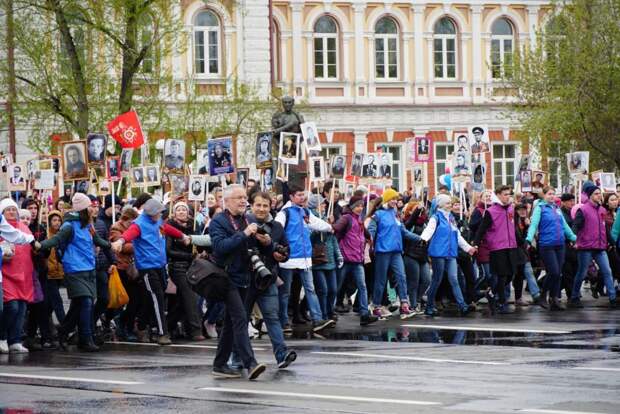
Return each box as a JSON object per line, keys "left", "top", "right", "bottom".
{"left": 271, "top": 96, "right": 307, "bottom": 186}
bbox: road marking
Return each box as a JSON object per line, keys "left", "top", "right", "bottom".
{"left": 312, "top": 351, "right": 509, "bottom": 366}
{"left": 200, "top": 386, "right": 440, "bottom": 406}
{"left": 571, "top": 367, "right": 620, "bottom": 372}
{"left": 519, "top": 409, "right": 607, "bottom": 414}
{"left": 107, "top": 341, "right": 266, "bottom": 351}
{"left": 0, "top": 373, "right": 143, "bottom": 385}
{"left": 401, "top": 324, "right": 571, "bottom": 334}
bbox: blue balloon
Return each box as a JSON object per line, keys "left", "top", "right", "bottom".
{"left": 439, "top": 174, "right": 452, "bottom": 191}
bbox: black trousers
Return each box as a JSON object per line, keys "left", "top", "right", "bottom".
{"left": 137, "top": 268, "right": 168, "bottom": 335}
{"left": 167, "top": 268, "right": 202, "bottom": 336}
{"left": 457, "top": 255, "right": 477, "bottom": 304}
{"left": 119, "top": 270, "right": 143, "bottom": 332}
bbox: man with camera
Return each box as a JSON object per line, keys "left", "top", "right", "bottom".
{"left": 209, "top": 184, "right": 271, "bottom": 379}
{"left": 244, "top": 191, "right": 297, "bottom": 368}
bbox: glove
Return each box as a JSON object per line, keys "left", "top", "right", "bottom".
{"left": 337, "top": 258, "right": 344, "bottom": 269}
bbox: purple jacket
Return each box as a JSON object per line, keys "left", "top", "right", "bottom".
{"left": 485, "top": 203, "right": 517, "bottom": 252}
{"left": 336, "top": 213, "right": 365, "bottom": 264}
{"left": 576, "top": 200, "right": 607, "bottom": 250}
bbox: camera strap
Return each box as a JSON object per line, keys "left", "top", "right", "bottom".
{"left": 225, "top": 210, "right": 249, "bottom": 232}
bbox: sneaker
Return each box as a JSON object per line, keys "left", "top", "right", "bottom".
{"left": 0, "top": 340, "right": 9, "bottom": 354}
{"left": 424, "top": 307, "right": 439, "bottom": 317}
{"left": 379, "top": 306, "right": 393, "bottom": 318}
{"left": 157, "top": 334, "right": 172, "bottom": 345}
{"left": 8, "top": 343, "right": 29, "bottom": 354}
{"left": 191, "top": 335, "right": 206, "bottom": 341}
{"left": 277, "top": 350, "right": 297, "bottom": 369}
{"left": 515, "top": 298, "right": 529, "bottom": 307}
{"left": 248, "top": 323, "right": 259, "bottom": 339}
{"left": 549, "top": 297, "right": 565, "bottom": 311}
{"left": 360, "top": 314, "right": 379, "bottom": 326}
{"left": 312, "top": 319, "right": 335, "bottom": 332}
{"left": 204, "top": 322, "right": 219, "bottom": 339}
{"left": 567, "top": 298, "right": 584, "bottom": 309}
{"left": 247, "top": 362, "right": 267, "bottom": 380}
{"left": 136, "top": 329, "right": 150, "bottom": 343}
{"left": 328, "top": 313, "right": 339, "bottom": 321}
{"left": 497, "top": 304, "right": 514, "bottom": 314}
{"left": 388, "top": 301, "right": 400, "bottom": 312}
{"left": 334, "top": 304, "right": 348, "bottom": 314}
{"left": 458, "top": 307, "right": 471, "bottom": 317}
{"left": 212, "top": 366, "right": 242, "bottom": 379}
{"left": 609, "top": 299, "right": 617, "bottom": 309}
{"left": 77, "top": 338, "right": 99, "bottom": 352}
{"left": 282, "top": 324, "right": 293, "bottom": 334}
{"left": 399, "top": 303, "right": 416, "bottom": 320}
{"left": 485, "top": 290, "right": 497, "bottom": 314}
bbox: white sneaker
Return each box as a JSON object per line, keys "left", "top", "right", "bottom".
{"left": 9, "top": 343, "right": 29, "bottom": 353}
{"left": 0, "top": 340, "right": 8, "bottom": 354}
{"left": 379, "top": 306, "right": 393, "bottom": 318}
{"left": 204, "top": 322, "right": 218, "bottom": 339}
{"left": 248, "top": 322, "right": 259, "bottom": 339}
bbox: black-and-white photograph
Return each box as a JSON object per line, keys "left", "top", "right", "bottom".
{"left": 600, "top": 173, "right": 616, "bottom": 193}
{"left": 362, "top": 153, "right": 378, "bottom": 178}
{"left": 74, "top": 180, "right": 90, "bottom": 194}
{"left": 413, "top": 166, "right": 423, "bottom": 184}
{"left": 107, "top": 157, "right": 121, "bottom": 182}
{"left": 516, "top": 154, "right": 531, "bottom": 180}
{"left": 351, "top": 153, "right": 363, "bottom": 177}
{"left": 170, "top": 174, "right": 188, "bottom": 194}
{"left": 454, "top": 132, "right": 470, "bottom": 152}
{"left": 532, "top": 170, "right": 546, "bottom": 193}
{"left": 120, "top": 149, "right": 133, "bottom": 174}
{"left": 131, "top": 167, "right": 144, "bottom": 187}
{"left": 520, "top": 170, "right": 533, "bottom": 192}
{"left": 86, "top": 133, "right": 107, "bottom": 164}
{"left": 330, "top": 155, "right": 346, "bottom": 179}
{"left": 344, "top": 183, "right": 355, "bottom": 200}
{"left": 279, "top": 132, "right": 300, "bottom": 164}
{"left": 300, "top": 122, "right": 321, "bottom": 152}
{"left": 378, "top": 153, "right": 393, "bottom": 178}
{"left": 188, "top": 175, "right": 206, "bottom": 201}
{"left": 452, "top": 150, "right": 472, "bottom": 179}
{"left": 473, "top": 163, "right": 486, "bottom": 191}
{"left": 164, "top": 139, "right": 186, "bottom": 170}
{"left": 62, "top": 141, "right": 89, "bottom": 181}
{"left": 255, "top": 132, "right": 273, "bottom": 169}
{"left": 263, "top": 167, "right": 273, "bottom": 191}
{"left": 197, "top": 149, "right": 210, "bottom": 175}
{"left": 469, "top": 125, "right": 490, "bottom": 154}
{"left": 309, "top": 156, "right": 325, "bottom": 181}
{"left": 236, "top": 168, "right": 249, "bottom": 188}
{"left": 7, "top": 164, "right": 26, "bottom": 192}
{"left": 208, "top": 136, "right": 234, "bottom": 175}
{"left": 145, "top": 166, "right": 159, "bottom": 186}
{"left": 567, "top": 151, "right": 589, "bottom": 176}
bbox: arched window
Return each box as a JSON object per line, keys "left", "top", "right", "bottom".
{"left": 193, "top": 10, "right": 220, "bottom": 75}
{"left": 313, "top": 15, "right": 338, "bottom": 79}
{"left": 491, "top": 18, "right": 514, "bottom": 79}
{"left": 271, "top": 19, "right": 281, "bottom": 81}
{"left": 374, "top": 17, "right": 399, "bottom": 79}
{"left": 433, "top": 17, "right": 457, "bottom": 79}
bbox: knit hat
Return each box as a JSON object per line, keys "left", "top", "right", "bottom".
{"left": 582, "top": 181, "right": 600, "bottom": 198}
{"left": 560, "top": 193, "right": 575, "bottom": 202}
{"left": 435, "top": 194, "right": 452, "bottom": 209}
{"left": 72, "top": 193, "right": 91, "bottom": 212}
{"left": 349, "top": 195, "right": 364, "bottom": 209}
{"left": 104, "top": 194, "right": 122, "bottom": 209}
{"left": 382, "top": 188, "right": 399, "bottom": 204}
{"left": 307, "top": 194, "right": 324, "bottom": 210}
{"left": 142, "top": 198, "right": 166, "bottom": 216}
{"left": 0, "top": 198, "right": 18, "bottom": 214}
{"left": 19, "top": 209, "right": 31, "bottom": 219}
{"left": 173, "top": 201, "right": 189, "bottom": 213}
{"left": 120, "top": 205, "right": 138, "bottom": 221}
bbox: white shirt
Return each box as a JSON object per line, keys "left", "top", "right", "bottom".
{"left": 420, "top": 209, "right": 472, "bottom": 252}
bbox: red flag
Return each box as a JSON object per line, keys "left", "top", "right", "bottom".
{"left": 106, "top": 110, "right": 145, "bottom": 149}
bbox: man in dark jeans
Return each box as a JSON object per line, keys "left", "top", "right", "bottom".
{"left": 209, "top": 184, "right": 269, "bottom": 379}
{"left": 560, "top": 194, "right": 576, "bottom": 299}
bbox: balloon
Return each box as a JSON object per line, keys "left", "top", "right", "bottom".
{"left": 444, "top": 166, "right": 451, "bottom": 174}
{"left": 439, "top": 174, "right": 452, "bottom": 191}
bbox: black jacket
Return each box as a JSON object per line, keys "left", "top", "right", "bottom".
{"left": 166, "top": 219, "right": 195, "bottom": 277}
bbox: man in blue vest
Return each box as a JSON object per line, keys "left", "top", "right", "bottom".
{"left": 275, "top": 184, "right": 335, "bottom": 333}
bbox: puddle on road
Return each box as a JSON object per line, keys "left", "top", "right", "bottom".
{"left": 287, "top": 327, "right": 620, "bottom": 352}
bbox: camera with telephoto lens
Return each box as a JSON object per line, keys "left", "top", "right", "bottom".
{"left": 274, "top": 243, "right": 290, "bottom": 261}
{"left": 256, "top": 223, "right": 271, "bottom": 235}
{"left": 248, "top": 248, "right": 273, "bottom": 290}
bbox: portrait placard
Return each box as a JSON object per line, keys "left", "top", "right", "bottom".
{"left": 255, "top": 132, "right": 273, "bottom": 169}
{"left": 300, "top": 122, "right": 321, "bottom": 152}
{"left": 208, "top": 136, "right": 234, "bottom": 175}
{"left": 188, "top": 175, "right": 206, "bottom": 201}
{"left": 415, "top": 136, "right": 432, "bottom": 162}
{"left": 86, "top": 133, "right": 107, "bottom": 165}
{"left": 469, "top": 125, "right": 490, "bottom": 154}
{"left": 330, "top": 155, "right": 346, "bottom": 179}
{"left": 62, "top": 141, "right": 89, "bottom": 181}
{"left": 278, "top": 132, "right": 300, "bottom": 165}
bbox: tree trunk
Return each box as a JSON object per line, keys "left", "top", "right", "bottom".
{"left": 5, "top": 0, "right": 17, "bottom": 159}
{"left": 119, "top": 0, "right": 139, "bottom": 114}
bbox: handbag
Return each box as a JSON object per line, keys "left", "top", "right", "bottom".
{"left": 126, "top": 260, "right": 140, "bottom": 281}
{"left": 312, "top": 234, "right": 328, "bottom": 265}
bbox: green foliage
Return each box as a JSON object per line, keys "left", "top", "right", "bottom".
{"left": 510, "top": 0, "right": 620, "bottom": 171}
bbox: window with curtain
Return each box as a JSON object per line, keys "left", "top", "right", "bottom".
{"left": 433, "top": 17, "right": 457, "bottom": 79}
{"left": 434, "top": 143, "right": 455, "bottom": 188}
{"left": 492, "top": 143, "right": 517, "bottom": 188}
{"left": 193, "top": 10, "right": 220, "bottom": 75}
{"left": 375, "top": 17, "right": 399, "bottom": 80}
{"left": 491, "top": 18, "right": 514, "bottom": 79}
{"left": 314, "top": 16, "right": 338, "bottom": 79}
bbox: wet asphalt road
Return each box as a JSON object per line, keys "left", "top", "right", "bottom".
{"left": 1, "top": 297, "right": 619, "bottom": 414}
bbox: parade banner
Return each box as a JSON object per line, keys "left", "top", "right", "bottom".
{"left": 106, "top": 110, "right": 145, "bottom": 149}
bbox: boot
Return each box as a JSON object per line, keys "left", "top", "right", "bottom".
{"left": 538, "top": 291, "right": 549, "bottom": 309}
{"left": 136, "top": 329, "right": 150, "bottom": 343}
{"left": 549, "top": 297, "right": 565, "bottom": 311}
{"left": 78, "top": 337, "right": 100, "bottom": 352}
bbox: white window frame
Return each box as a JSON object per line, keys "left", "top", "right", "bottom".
{"left": 491, "top": 142, "right": 518, "bottom": 188}
{"left": 434, "top": 142, "right": 454, "bottom": 189}
{"left": 320, "top": 144, "right": 345, "bottom": 159}
{"left": 490, "top": 19, "right": 514, "bottom": 79}
{"left": 433, "top": 19, "right": 457, "bottom": 80}
{"left": 313, "top": 17, "right": 339, "bottom": 80}
{"left": 374, "top": 143, "right": 404, "bottom": 192}
{"left": 193, "top": 10, "right": 221, "bottom": 77}
{"left": 374, "top": 18, "right": 399, "bottom": 80}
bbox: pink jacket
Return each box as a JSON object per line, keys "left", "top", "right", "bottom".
{"left": 2, "top": 221, "right": 34, "bottom": 303}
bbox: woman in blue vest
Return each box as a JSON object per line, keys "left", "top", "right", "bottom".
{"left": 367, "top": 188, "right": 421, "bottom": 319}
{"left": 526, "top": 186, "right": 576, "bottom": 310}
{"left": 39, "top": 193, "right": 114, "bottom": 352}
{"left": 421, "top": 194, "right": 476, "bottom": 316}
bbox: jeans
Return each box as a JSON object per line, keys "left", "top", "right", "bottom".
{"left": 60, "top": 297, "right": 94, "bottom": 341}
{"left": 539, "top": 245, "right": 565, "bottom": 298}
{"left": 340, "top": 263, "right": 370, "bottom": 316}
{"left": 205, "top": 301, "right": 225, "bottom": 324}
{"left": 373, "top": 252, "right": 409, "bottom": 306}
{"left": 427, "top": 257, "right": 466, "bottom": 310}
{"left": 1, "top": 300, "right": 27, "bottom": 345}
{"left": 244, "top": 283, "right": 288, "bottom": 363}
{"left": 403, "top": 256, "right": 430, "bottom": 308}
{"left": 278, "top": 268, "right": 323, "bottom": 327}
{"left": 572, "top": 250, "right": 617, "bottom": 301}
{"left": 312, "top": 269, "right": 338, "bottom": 319}
{"left": 46, "top": 279, "right": 66, "bottom": 323}
{"left": 514, "top": 262, "right": 540, "bottom": 299}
